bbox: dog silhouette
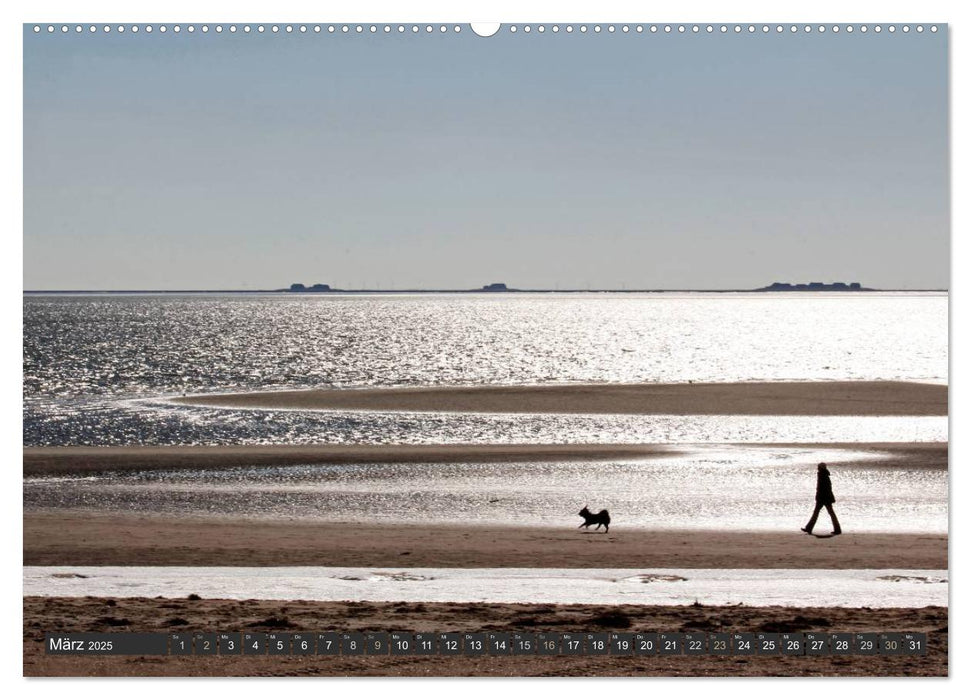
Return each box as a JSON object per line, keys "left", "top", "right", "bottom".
{"left": 578, "top": 505, "right": 611, "bottom": 533}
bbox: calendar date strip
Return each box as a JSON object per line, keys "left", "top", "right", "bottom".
{"left": 45, "top": 631, "right": 927, "bottom": 657}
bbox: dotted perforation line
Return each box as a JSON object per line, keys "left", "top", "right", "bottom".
{"left": 30, "top": 24, "right": 466, "bottom": 35}
{"left": 31, "top": 23, "right": 940, "bottom": 35}
{"left": 507, "top": 24, "right": 937, "bottom": 34}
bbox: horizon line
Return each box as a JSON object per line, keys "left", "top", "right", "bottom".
{"left": 22, "top": 287, "right": 950, "bottom": 294}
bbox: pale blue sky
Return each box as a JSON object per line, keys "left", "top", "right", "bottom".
{"left": 24, "top": 26, "right": 948, "bottom": 289}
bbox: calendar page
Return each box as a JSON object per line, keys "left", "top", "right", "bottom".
{"left": 22, "top": 19, "right": 948, "bottom": 678}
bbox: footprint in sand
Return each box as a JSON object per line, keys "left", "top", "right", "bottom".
{"left": 617, "top": 574, "right": 688, "bottom": 584}
{"left": 876, "top": 574, "right": 947, "bottom": 584}
{"left": 336, "top": 572, "right": 433, "bottom": 582}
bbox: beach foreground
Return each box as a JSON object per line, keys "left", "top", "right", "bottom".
{"left": 172, "top": 380, "right": 947, "bottom": 416}
{"left": 23, "top": 597, "right": 947, "bottom": 677}
{"left": 23, "top": 439, "right": 948, "bottom": 677}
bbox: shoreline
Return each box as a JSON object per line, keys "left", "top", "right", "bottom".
{"left": 23, "top": 514, "right": 947, "bottom": 569}
{"left": 23, "top": 597, "right": 947, "bottom": 676}
{"left": 22, "top": 441, "right": 947, "bottom": 476}
{"left": 170, "top": 381, "right": 947, "bottom": 416}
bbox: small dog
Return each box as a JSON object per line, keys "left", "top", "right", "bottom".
{"left": 578, "top": 506, "right": 611, "bottom": 533}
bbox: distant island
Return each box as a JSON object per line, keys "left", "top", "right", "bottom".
{"left": 754, "top": 281, "right": 874, "bottom": 292}
{"left": 289, "top": 283, "right": 331, "bottom": 292}
{"left": 33, "top": 281, "right": 941, "bottom": 294}
{"left": 284, "top": 282, "right": 518, "bottom": 293}
{"left": 282, "top": 280, "right": 872, "bottom": 293}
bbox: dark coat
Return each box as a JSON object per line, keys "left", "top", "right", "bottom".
{"left": 815, "top": 468, "right": 836, "bottom": 505}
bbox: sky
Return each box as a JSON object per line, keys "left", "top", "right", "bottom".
{"left": 23, "top": 24, "right": 948, "bottom": 290}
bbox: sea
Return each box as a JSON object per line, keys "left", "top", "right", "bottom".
{"left": 24, "top": 291, "right": 947, "bottom": 446}
{"left": 23, "top": 292, "right": 948, "bottom": 533}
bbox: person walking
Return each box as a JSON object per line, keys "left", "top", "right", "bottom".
{"left": 802, "top": 462, "right": 842, "bottom": 536}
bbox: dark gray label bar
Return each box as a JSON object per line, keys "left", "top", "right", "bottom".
{"left": 45, "top": 633, "right": 169, "bottom": 656}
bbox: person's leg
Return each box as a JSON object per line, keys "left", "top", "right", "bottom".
{"left": 803, "top": 503, "right": 823, "bottom": 533}
{"left": 825, "top": 504, "right": 842, "bottom": 534}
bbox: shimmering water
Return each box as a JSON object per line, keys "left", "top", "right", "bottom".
{"left": 23, "top": 292, "right": 947, "bottom": 446}
{"left": 23, "top": 567, "right": 949, "bottom": 607}
{"left": 26, "top": 398, "right": 947, "bottom": 446}
{"left": 23, "top": 446, "right": 947, "bottom": 532}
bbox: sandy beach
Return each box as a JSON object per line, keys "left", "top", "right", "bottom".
{"left": 22, "top": 440, "right": 948, "bottom": 677}
{"left": 23, "top": 512, "right": 946, "bottom": 569}
{"left": 171, "top": 381, "right": 947, "bottom": 416}
{"left": 23, "top": 597, "right": 947, "bottom": 676}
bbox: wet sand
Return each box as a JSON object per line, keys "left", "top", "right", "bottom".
{"left": 172, "top": 381, "right": 947, "bottom": 416}
{"left": 22, "top": 441, "right": 946, "bottom": 476}
{"left": 23, "top": 513, "right": 947, "bottom": 569}
{"left": 23, "top": 443, "right": 679, "bottom": 475}
{"left": 23, "top": 597, "right": 947, "bottom": 676}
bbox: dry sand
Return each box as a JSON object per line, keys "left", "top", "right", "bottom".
{"left": 23, "top": 512, "right": 946, "bottom": 569}
{"left": 23, "top": 597, "right": 947, "bottom": 676}
{"left": 171, "top": 380, "right": 947, "bottom": 416}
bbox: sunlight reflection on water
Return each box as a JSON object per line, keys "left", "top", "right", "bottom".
{"left": 24, "top": 293, "right": 947, "bottom": 445}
